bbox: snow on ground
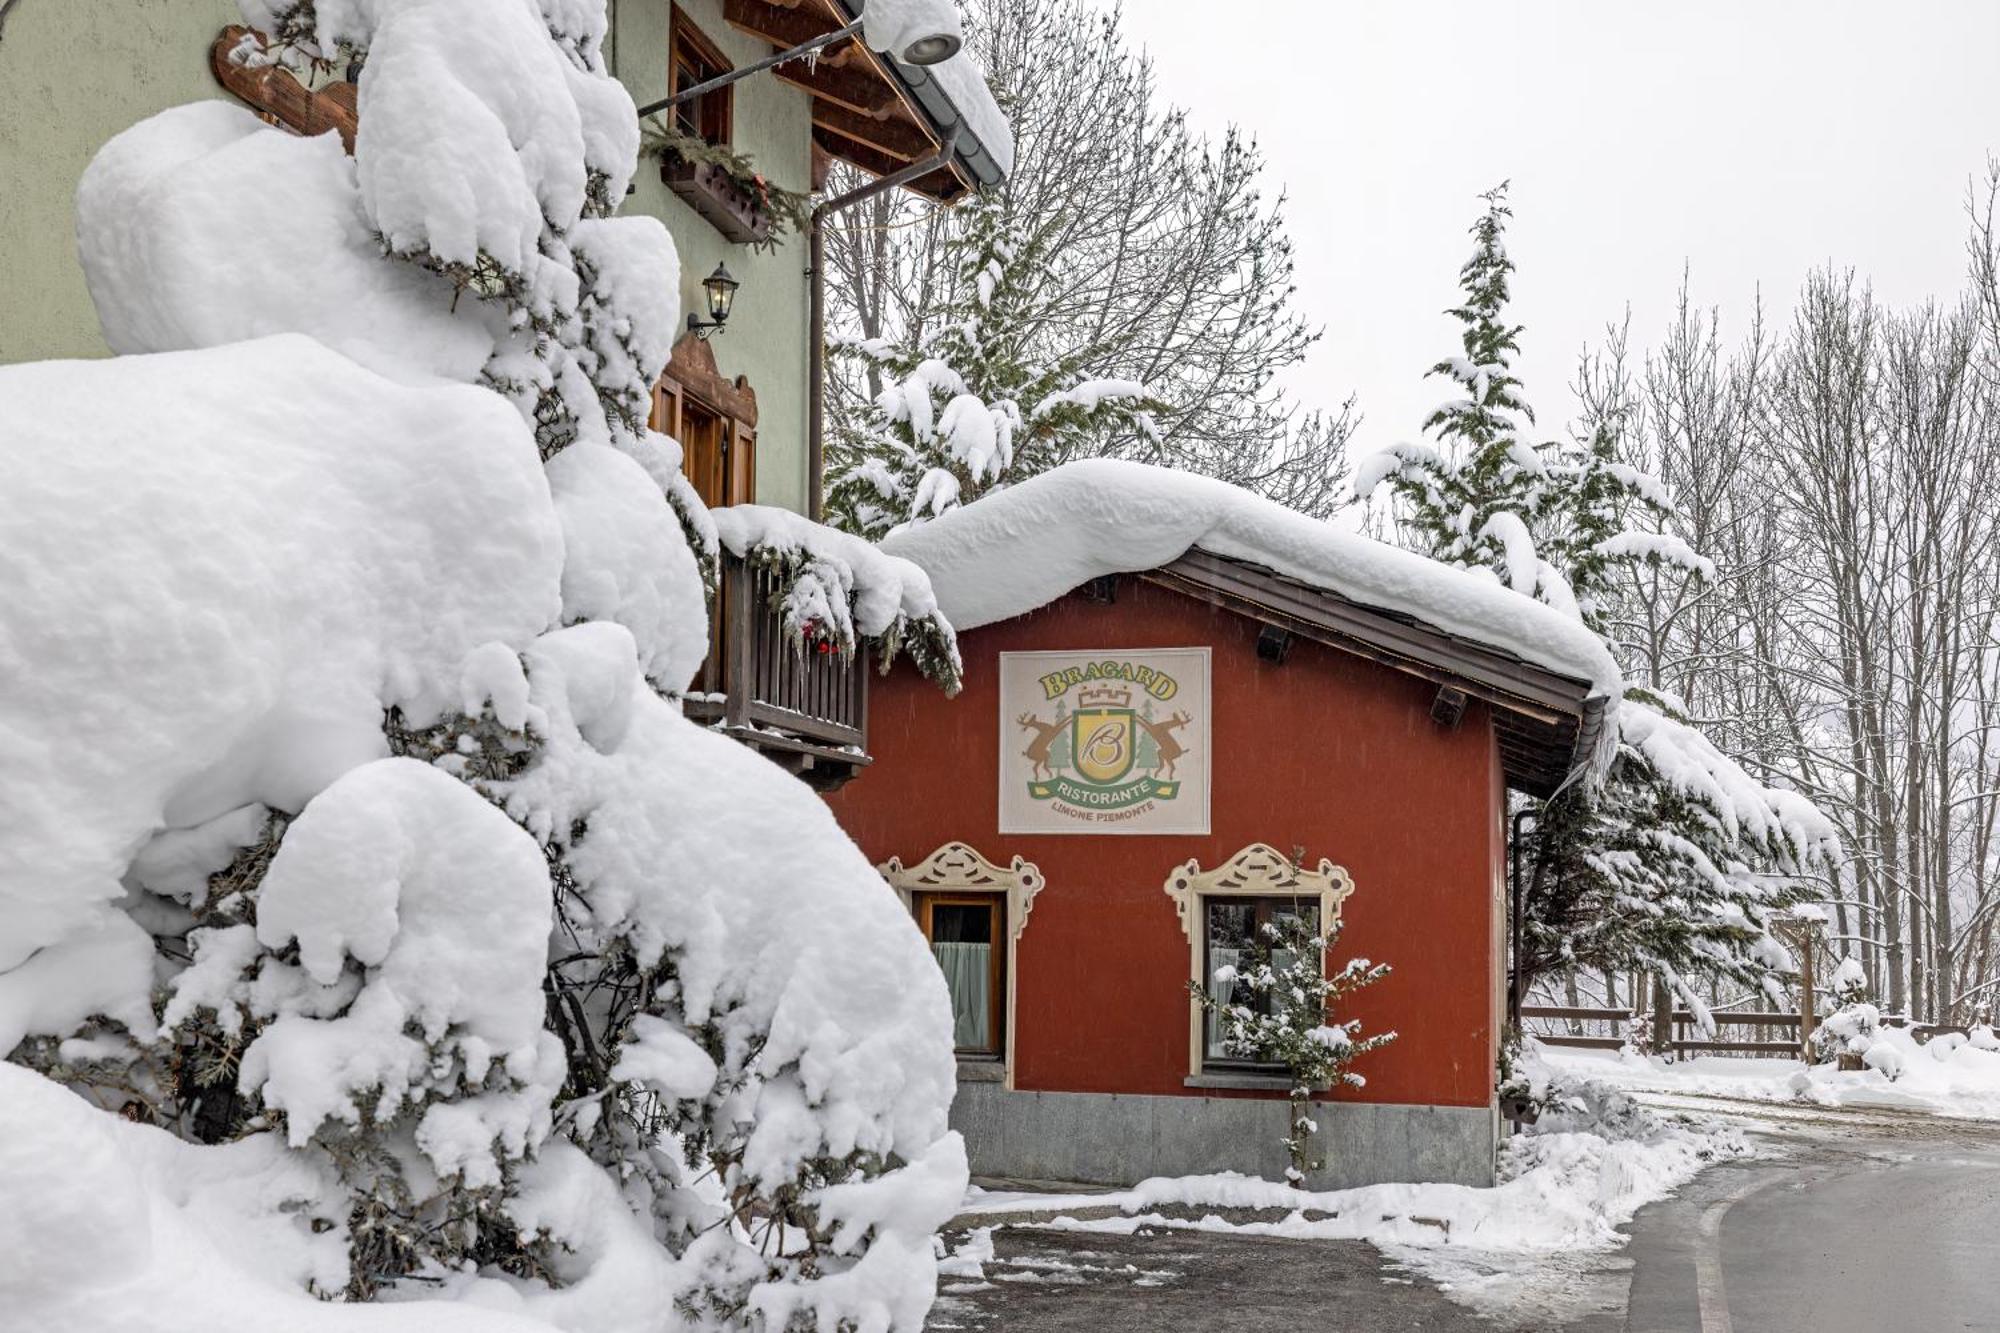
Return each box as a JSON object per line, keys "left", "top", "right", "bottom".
{"left": 883, "top": 458, "right": 1623, "bottom": 712}
{"left": 947, "top": 1072, "right": 1744, "bottom": 1317}
{"left": 1545, "top": 1032, "right": 2000, "bottom": 1122}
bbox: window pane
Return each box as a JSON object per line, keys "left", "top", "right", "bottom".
{"left": 1202, "top": 898, "right": 1323, "bottom": 1066}
{"left": 931, "top": 903, "right": 994, "bottom": 945}
{"left": 1204, "top": 900, "right": 1257, "bottom": 1061}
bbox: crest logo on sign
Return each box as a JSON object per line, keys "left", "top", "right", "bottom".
{"left": 1017, "top": 676, "right": 1192, "bottom": 810}
{"left": 1001, "top": 648, "right": 1210, "bottom": 835}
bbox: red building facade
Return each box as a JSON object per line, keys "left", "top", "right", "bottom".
{"left": 829, "top": 554, "right": 1600, "bottom": 1189}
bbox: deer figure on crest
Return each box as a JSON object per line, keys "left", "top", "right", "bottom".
{"left": 1138, "top": 710, "right": 1192, "bottom": 780}
{"left": 1017, "top": 713, "right": 1065, "bottom": 781}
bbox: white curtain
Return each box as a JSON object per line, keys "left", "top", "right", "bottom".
{"left": 932, "top": 941, "right": 992, "bottom": 1050}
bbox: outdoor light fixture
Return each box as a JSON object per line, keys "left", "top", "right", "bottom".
{"left": 688, "top": 263, "right": 740, "bottom": 339}
{"left": 634, "top": 3, "right": 960, "bottom": 121}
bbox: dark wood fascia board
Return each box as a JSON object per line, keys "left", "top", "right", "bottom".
{"left": 1147, "top": 550, "right": 1597, "bottom": 719}
{"left": 1136, "top": 549, "right": 1604, "bottom": 794}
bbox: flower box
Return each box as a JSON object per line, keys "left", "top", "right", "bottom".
{"left": 661, "top": 154, "right": 773, "bottom": 247}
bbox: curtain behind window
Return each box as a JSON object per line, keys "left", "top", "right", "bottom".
{"left": 931, "top": 942, "right": 991, "bottom": 1050}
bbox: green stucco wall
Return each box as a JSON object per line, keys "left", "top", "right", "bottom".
{"left": 612, "top": 0, "right": 815, "bottom": 515}
{"left": 0, "top": 0, "right": 241, "bottom": 364}
{"left": 0, "top": 0, "right": 816, "bottom": 512}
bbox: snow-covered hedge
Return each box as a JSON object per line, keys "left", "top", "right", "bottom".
{"left": 1, "top": 1, "right": 965, "bottom": 1328}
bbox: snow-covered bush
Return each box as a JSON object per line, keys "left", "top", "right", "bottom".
{"left": 1188, "top": 912, "right": 1394, "bottom": 1186}
{"left": 1809, "top": 1002, "right": 1889, "bottom": 1072}
{"left": 4, "top": 1, "right": 966, "bottom": 1327}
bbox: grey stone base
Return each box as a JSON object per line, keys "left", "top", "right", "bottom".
{"left": 952, "top": 1082, "right": 1496, "bottom": 1191}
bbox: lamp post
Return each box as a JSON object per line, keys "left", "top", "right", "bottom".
{"left": 687, "top": 263, "right": 740, "bottom": 340}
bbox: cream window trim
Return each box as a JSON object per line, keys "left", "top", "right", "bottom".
{"left": 881, "top": 842, "right": 1045, "bottom": 1089}
{"left": 1163, "top": 843, "right": 1356, "bottom": 1078}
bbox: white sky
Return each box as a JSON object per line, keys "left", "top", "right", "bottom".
{"left": 1113, "top": 1, "right": 2000, "bottom": 455}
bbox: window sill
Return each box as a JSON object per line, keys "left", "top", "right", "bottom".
{"left": 1184, "top": 1072, "right": 1320, "bottom": 1092}
{"left": 956, "top": 1060, "right": 1007, "bottom": 1084}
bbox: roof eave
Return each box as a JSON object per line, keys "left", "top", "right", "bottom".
{"left": 1140, "top": 549, "right": 1606, "bottom": 796}
{"left": 825, "top": 0, "right": 1009, "bottom": 189}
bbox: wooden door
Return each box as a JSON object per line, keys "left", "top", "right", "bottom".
{"left": 680, "top": 400, "right": 727, "bottom": 509}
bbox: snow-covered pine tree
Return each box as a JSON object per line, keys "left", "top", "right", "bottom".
{"left": 1188, "top": 910, "right": 1394, "bottom": 1187}
{"left": 1355, "top": 184, "right": 1565, "bottom": 602}
{"left": 1357, "top": 186, "right": 1835, "bottom": 1023}
{"left": 826, "top": 179, "right": 1162, "bottom": 539}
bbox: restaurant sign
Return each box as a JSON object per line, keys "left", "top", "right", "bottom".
{"left": 999, "top": 648, "right": 1211, "bottom": 835}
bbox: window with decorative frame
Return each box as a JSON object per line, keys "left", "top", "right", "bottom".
{"left": 880, "top": 842, "right": 1045, "bottom": 1080}
{"left": 1162, "top": 844, "right": 1356, "bottom": 1082}
{"left": 669, "top": 5, "right": 733, "bottom": 147}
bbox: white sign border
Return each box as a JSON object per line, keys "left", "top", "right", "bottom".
{"left": 996, "top": 646, "right": 1212, "bottom": 837}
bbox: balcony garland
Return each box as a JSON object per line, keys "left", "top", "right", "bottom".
{"left": 712, "top": 509, "right": 963, "bottom": 695}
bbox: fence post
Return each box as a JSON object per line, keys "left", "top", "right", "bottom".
{"left": 1796, "top": 925, "right": 1816, "bottom": 1062}
{"left": 1652, "top": 975, "right": 1672, "bottom": 1062}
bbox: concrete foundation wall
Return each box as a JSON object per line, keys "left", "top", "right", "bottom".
{"left": 954, "top": 1081, "right": 1497, "bottom": 1192}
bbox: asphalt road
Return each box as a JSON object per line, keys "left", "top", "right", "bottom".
{"left": 1608, "top": 1104, "right": 2000, "bottom": 1333}
{"left": 925, "top": 1224, "right": 1492, "bottom": 1331}
{"left": 928, "top": 1101, "right": 2000, "bottom": 1332}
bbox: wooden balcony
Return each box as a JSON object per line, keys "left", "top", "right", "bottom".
{"left": 685, "top": 550, "right": 871, "bottom": 789}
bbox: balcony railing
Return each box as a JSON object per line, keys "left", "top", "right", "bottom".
{"left": 684, "top": 550, "right": 871, "bottom": 789}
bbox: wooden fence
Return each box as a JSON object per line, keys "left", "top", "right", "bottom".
{"left": 1523, "top": 1004, "right": 1972, "bottom": 1061}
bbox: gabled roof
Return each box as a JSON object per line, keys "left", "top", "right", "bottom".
{"left": 724, "top": 0, "right": 1011, "bottom": 201}
{"left": 882, "top": 460, "right": 1621, "bottom": 797}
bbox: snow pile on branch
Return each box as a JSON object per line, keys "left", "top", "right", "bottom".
{"left": 885, "top": 458, "right": 1622, "bottom": 701}
{"left": 713, "top": 505, "right": 962, "bottom": 690}
{"left": 0, "top": 336, "right": 561, "bottom": 983}
{"left": 1619, "top": 703, "right": 1839, "bottom": 872}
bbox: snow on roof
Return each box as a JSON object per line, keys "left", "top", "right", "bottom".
{"left": 882, "top": 459, "right": 1623, "bottom": 701}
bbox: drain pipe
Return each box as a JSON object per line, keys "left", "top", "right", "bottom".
{"left": 807, "top": 129, "right": 958, "bottom": 520}
{"left": 1508, "top": 808, "right": 1534, "bottom": 1037}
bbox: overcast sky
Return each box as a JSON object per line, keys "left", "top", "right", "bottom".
{"left": 1113, "top": 1, "right": 2000, "bottom": 457}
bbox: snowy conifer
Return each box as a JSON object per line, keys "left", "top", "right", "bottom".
{"left": 1357, "top": 186, "right": 1835, "bottom": 1019}
{"left": 828, "top": 195, "right": 1161, "bottom": 538}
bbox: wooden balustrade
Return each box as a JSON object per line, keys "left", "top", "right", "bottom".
{"left": 685, "top": 551, "right": 871, "bottom": 788}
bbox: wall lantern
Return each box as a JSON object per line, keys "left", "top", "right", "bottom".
{"left": 688, "top": 263, "right": 740, "bottom": 340}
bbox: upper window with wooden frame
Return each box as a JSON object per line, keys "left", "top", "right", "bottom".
{"left": 669, "top": 6, "right": 734, "bottom": 147}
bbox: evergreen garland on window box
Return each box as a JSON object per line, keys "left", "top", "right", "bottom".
{"left": 641, "top": 120, "right": 813, "bottom": 252}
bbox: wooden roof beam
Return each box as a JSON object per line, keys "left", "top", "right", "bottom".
{"left": 811, "top": 126, "right": 964, "bottom": 199}
{"left": 812, "top": 99, "right": 935, "bottom": 161}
